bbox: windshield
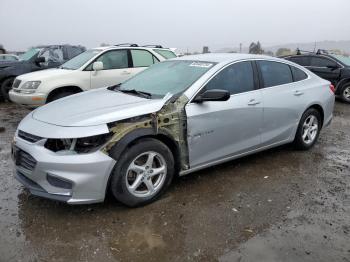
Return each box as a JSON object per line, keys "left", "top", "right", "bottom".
{"left": 60, "top": 49, "right": 100, "bottom": 70}
{"left": 330, "top": 54, "right": 350, "bottom": 66}
{"left": 19, "top": 48, "right": 40, "bottom": 61}
{"left": 118, "top": 60, "right": 215, "bottom": 98}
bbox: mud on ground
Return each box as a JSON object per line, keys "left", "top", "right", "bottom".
{"left": 0, "top": 101, "right": 349, "bottom": 262}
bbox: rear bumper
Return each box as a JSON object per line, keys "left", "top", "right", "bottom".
{"left": 9, "top": 90, "right": 47, "bottom": 107}
{"left": 13, "top": 134, "right": 116, "bottom": 204}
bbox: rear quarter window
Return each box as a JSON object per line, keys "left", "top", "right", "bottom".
{"left": 153, "top": 49, "right": 177, "bottom": 59}
{"left": 290, "top": 66, "right": 308, "bottom": 82}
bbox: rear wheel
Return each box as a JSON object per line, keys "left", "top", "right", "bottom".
{"left": 293, "top": 108, "right": 321, "bottom": 150}
{"left": 340, "top": 84, "right": 350, "bottom": 103}
{"left": 109, "top": 138, "right": 174, "bottom": 207}
{"left": 1, "top": 77, "right": 14, "bottom": 101}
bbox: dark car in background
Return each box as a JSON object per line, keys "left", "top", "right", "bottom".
{"left": 283, "top": 50, "right": 350, "bottom": 103}
{"left": 0, "top": 45, "right": 85, "bottom": 101}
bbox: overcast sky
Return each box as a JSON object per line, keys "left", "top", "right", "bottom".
{"left": 1, "top": 0, "right": 350, "bottom": 52}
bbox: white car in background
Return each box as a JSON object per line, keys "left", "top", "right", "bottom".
{"left": 9, "top": 44, "right": 176, "bottom": 106}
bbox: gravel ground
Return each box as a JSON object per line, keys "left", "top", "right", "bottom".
{"left": 0, "top": 101, "right": 349, "bottom": 262}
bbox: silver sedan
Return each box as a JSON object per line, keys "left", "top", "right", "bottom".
{"left": 12, "top": 54, "right": 335, "bottom": 206}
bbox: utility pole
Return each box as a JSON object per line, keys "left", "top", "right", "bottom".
{"left": 239, "top": 43, "right": 242, "bottom": 53}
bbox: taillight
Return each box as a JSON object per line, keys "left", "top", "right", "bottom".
{"left": 329, "top": 84, "right": 335, "bottom": 94}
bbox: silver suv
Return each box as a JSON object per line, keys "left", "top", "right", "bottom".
{"left": 12, "top": 54, "right": 334, "bottom": 206}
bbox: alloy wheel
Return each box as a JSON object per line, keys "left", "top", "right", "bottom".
{"left": 343, "top": 86, "right": 350, "bottom": 101}
{"left": 302, "top": 115, "right": 318, "bottom": 145}
{"left": 125, "top": 151, "right": 167, "bottom": 198}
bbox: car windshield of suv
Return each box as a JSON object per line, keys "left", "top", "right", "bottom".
{"left": 19, "top": 48, "right": 41, "bottom": 61}
{"left": 330, "top": 54, "right": 350, "bottom": 66}
{"left": 118, "top": 60, "right": 215, "bottom": 98}
{"left": 59, "top": 49, "right": 101, "bottom": 70}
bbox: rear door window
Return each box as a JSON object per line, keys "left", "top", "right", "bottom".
{"left": 287, "top": 56, "right": 310, "bottom": 66}
{"left": 258, "top": 61, "right": 293, "bottom": 88}
{"left": 205, "top": 61, "right": 255, "bottom": 95}
{"left": 153, "top": 49, "right": 177, "bottom": 59}
{"left": 131, "top": 50, "right": 158, "bottom": 67}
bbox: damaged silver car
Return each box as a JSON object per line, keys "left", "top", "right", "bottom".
{"left": 12, "top": 54, "right": 335, "bottom": 206}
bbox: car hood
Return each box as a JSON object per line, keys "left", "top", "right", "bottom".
{"left": 0, "top": 60, "right": 23, "bottom": 69}
{"left": 17, "top": 68, "right": 74, "bottom": 81}
{"left": 32, "top": 88, "right": 170, "bottom": 127}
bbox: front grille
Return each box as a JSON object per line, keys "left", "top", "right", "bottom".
{"left": 18, "top": 130, "right": 43, "bottom": 143}
{"left": 16, "top": 148, "right": 37, "bottom": 171}
{"left": 12, "top": 79, "right": 21, "bottom": 88}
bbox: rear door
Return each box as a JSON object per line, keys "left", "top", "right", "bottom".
{"left": 186, "top": 61, "right": 263, "bottom": 168}
{"left": 307, "top": 56, "right": 341, "bottom": 84}
{"left": 257, "top": 60, "right": 307, "bottom": 146}
{"left": 89, "top": 49, "right": 132, "bottom": 89}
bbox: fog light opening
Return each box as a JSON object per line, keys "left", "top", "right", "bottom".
{"left": 46, "top": 174, "right": 73, "bottom": 189}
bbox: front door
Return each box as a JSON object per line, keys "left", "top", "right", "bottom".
{"left": 90, "top": 49, "right": 133, "bottom": 89}
{"left": 186, "top": 61, "right": 263, "bottom": 168}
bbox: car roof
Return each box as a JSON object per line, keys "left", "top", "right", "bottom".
{"left": 91, "top": 46, "right": 173, "bottom": 52}
{"left": 173, "top": 53, "right": 278, "bottom": 63}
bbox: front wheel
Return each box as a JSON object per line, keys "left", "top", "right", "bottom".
{"left": 109, "top": 138, "right": 174, "bottom": 207}
{"left": 293, "top": 108, "right": 321, "bottom": 150}
{"left": 1, "top": 77, "right": 14, "bottom": 101}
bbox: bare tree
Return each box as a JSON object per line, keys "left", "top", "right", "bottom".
{"left": 249, "top": 41, "right": 264, "bottom": 54}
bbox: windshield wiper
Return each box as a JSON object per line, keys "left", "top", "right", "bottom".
{"left": 59, "top": 66, "right": 72, "bottom": 70}
{"left": 119, "top": 89, "right": 152, "bottom": 99}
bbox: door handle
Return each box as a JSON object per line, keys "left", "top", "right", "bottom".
{"left": 294, "top": 90, "right": 304, "bottom": 96}
{"left": 247, "top": 99, "right": 260, "bottom": 106}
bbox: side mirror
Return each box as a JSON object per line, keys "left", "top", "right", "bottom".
{"left": 92, "top": 61, "right": 103, "bottom": 71}
{"left": 193, "top": 89, "right": 230, "bottom": 103}
{"left": 35, "top": 57, "right": 46, "bottom": 64}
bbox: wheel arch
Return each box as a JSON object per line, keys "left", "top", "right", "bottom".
{"left": 46, "top": 86, "right": 83, "bottom": 102}
{"left": 304, "top": 103, "right": 325, "bottom": 128}
{"left": 108, "top": 128, "right": 181, "bottom": 173}
{"left": 105, "top": 128, "right": 181, "bottom": 197}
{"left": 335, "top": 78, "right": 350, "bottom": 95}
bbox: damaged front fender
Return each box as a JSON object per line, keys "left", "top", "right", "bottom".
{"left": 101, "top": 95, "right": 190, "bottom": 171}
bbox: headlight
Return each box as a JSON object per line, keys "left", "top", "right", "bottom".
{"left": 21, "top": 81, "right": 41, "bottom": 89}
{"left": 44, "top": 133, "right": 112, "bottom": 154}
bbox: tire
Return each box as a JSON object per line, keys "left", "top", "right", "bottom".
{"left": 1, "top": 77, "right": 14, "bottom": 101}
{"left": 48, "top": 91, "right": 76, "bottom": 103}
{"left": 340, "top": 83, "right": 350, "bottom": 103}
{"left": 293, "top": 108, "right": 322, "bottom": 150}
{"left": 109, "top": 138, "right": 174, "bottom": 207}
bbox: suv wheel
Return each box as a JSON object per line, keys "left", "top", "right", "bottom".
{"left": 109, "top": 138, "right": 174, "bottom": 207}
{"left": 340, "top": 84, "right": 350, "bottom": 103}
{"left": 1, "top": 77, "right": 14, "bottom": 101}
{"left": 293, "top": 108, "right": 321, "bottom": 150}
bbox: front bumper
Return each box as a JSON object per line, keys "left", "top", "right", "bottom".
{"left": 9, "top": 89, "right": 47, "bottom": 107}
{"left": 13, "top": 134, "right": 116, "bottom": 204}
